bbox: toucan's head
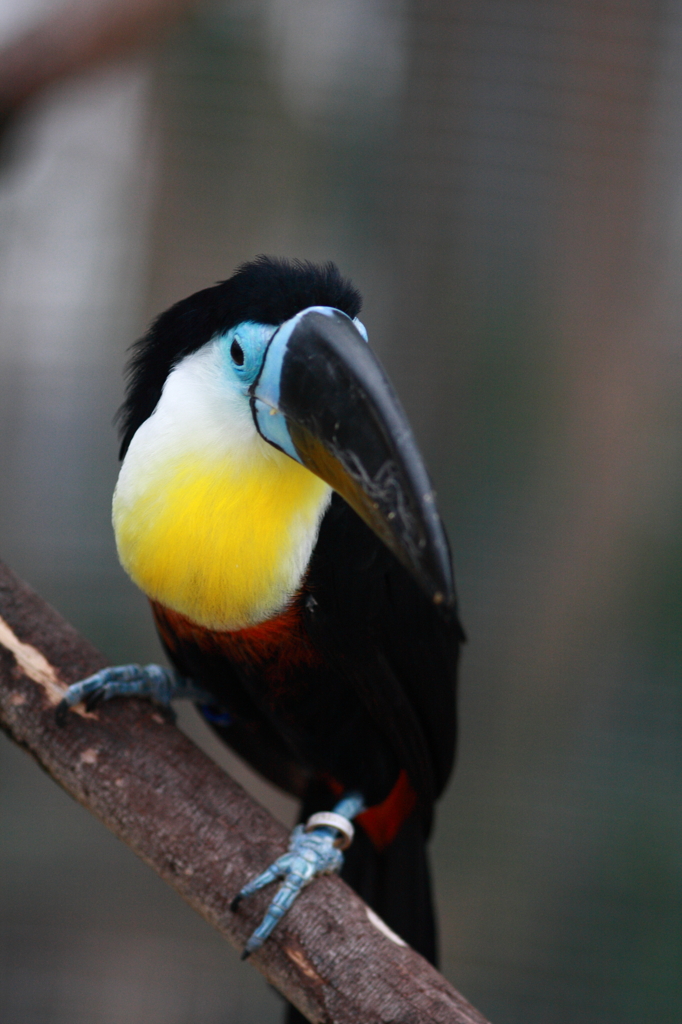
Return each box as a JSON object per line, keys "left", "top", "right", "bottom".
{"left": 119, "top": 256, "right": 454, "bottom": 614}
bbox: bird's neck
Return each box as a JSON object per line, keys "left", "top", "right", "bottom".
{"left": 112, "top": 359, "right": 331, "bottom": 631}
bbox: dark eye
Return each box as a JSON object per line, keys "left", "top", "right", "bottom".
{"left": 230, "top": 338, "right": 245, "bottom": 366}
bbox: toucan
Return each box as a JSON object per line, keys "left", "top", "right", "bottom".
{"left": 58, "top": 257, "right": 463, "bottom": 1011}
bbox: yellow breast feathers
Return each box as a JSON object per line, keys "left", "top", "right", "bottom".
{"left": 112, "top": 344, "right": 331, "bottom": 631}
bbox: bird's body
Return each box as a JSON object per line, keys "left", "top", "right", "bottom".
{"left": 61, "top": 257, "right": 462, "bottom": 991}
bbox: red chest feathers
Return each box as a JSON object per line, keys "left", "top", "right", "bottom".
{"left": 151, "top": 596, "right": 321, "bottom": 689}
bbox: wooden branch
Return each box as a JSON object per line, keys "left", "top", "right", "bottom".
{"left": 0, "top": 560, "right": 489, "bottom": 1024}
{"left": 0, "top": 0, "right": 198, "bottom": 112}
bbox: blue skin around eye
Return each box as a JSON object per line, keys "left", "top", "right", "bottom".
{"left": 218, "top": 322, "right": 275, "bottom": 390}
{"left": 215, "top": 318, "right": 300, "bottom": 460}
{"left": 218, "top": 310, "right": 369, "bottom": 463}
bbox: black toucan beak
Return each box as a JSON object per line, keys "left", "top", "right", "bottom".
{"left": 251, "top": 307, "right": 454, "bottom": 613}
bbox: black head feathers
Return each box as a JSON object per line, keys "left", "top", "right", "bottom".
{"left": 117, "top": 256, "right": 362, "bottom": 458}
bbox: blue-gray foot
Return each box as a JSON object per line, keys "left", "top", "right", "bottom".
{"left": 55, "top": 664, "right": 214, "bottom": 725}
{"left": 232, "top": 793, "right": 365, "bottom": 958}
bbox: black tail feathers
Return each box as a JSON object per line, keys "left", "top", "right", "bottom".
{"left": 341, "top": 806, "right": 437, "bottom": 964}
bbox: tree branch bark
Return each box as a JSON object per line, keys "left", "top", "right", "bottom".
{"left": 0, "top": 0, "right": 197, "bottom": 113}
{"left": 0, "top": 560, "right": 489, "bottom": 1024}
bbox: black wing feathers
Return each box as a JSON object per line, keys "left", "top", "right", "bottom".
{"left": 306, "top": 495, "right": 461, "bottom": 814}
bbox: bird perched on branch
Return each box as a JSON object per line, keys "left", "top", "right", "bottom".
{"left": 58, "top": 257, "right": 463, "bottom": 992}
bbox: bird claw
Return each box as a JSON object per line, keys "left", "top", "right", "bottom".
{"left": 55, "top": 663, "right": 212, "bottom": 725}
{"left": 233, "top": 824, "right": 344, "bottom": 958}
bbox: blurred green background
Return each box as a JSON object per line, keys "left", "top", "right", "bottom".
{"left": 1, "top": 1, "right": 682, "bottom": 1021}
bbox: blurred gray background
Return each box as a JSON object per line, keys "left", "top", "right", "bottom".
{"left": 1, "top": 1, "right": 681, "bottom": 1021}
